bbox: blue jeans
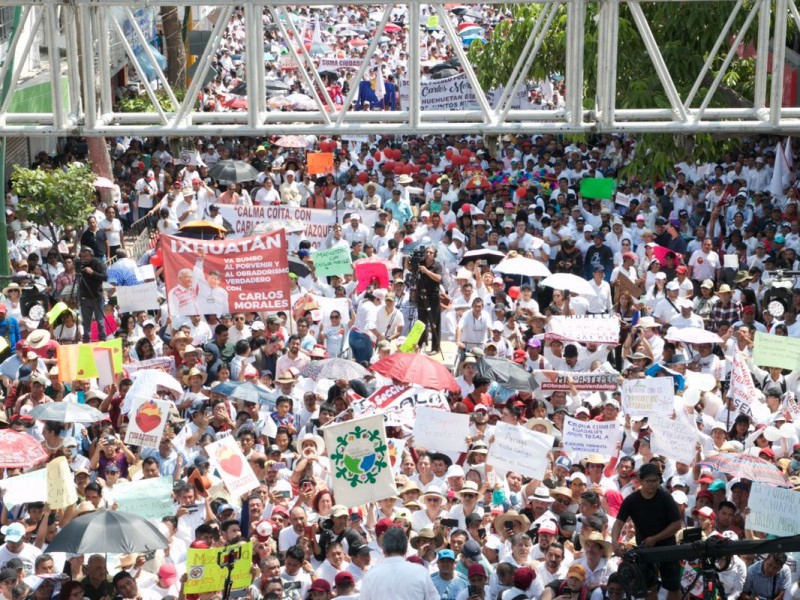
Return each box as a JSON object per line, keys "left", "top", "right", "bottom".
{"left": 348, "top": 329, "right": 373, "bottom": 365}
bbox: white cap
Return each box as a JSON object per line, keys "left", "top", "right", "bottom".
{"left": 583, "top": 225, "right": 594, "bottom": 233}
{"left": 666, "top": 281, "right": 680, "bottom": 291}
{"left": 446, "top": 465, "right": 465, "bottom": 479}
{"left": 671, "top": 490, "right": 689, "bottom": 505}
{"left": 491, "top": 320, "right": 504, "bottom": 331}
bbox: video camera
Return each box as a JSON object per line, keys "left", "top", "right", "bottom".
{"left": 409, "top": 246, "right": 426, "bottom": 271}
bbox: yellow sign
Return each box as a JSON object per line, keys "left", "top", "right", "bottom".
{"left": 47, "top": 456, "right": 78, "bottom": 510}
{"left": 399, "top": 320, "right": 425, "bottom": 353}
{"left": 185, "top": 542, "right": 253, "bottom": 593}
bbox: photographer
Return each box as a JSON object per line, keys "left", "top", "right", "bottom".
{"left": 415, "top": 246, "right": 443, "bottom": 354}
{"left": 310, "top": 505, "right": 362, "bottom": 563}
{"left": 76, "top": 246, "right": 108, "bottom": 343}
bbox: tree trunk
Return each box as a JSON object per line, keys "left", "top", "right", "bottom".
{"left": 160, "top": 6, "right": 186, "bottom": 88}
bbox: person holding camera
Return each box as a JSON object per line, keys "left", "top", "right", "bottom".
{"left": 89, "top": 433, "right": 135, "bottom": 480}
{"left": 416, "top": 246, "right": 443, "bottom": 354}
{"left": 76, "top": 246, "right": 108, "bottom": 344}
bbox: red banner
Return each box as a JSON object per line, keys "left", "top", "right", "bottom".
{"left": 161, "top": 231, "right": 290, "bottom": 316}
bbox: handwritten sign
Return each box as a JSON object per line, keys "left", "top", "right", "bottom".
{"left": 114, "top": 476, "right": 174, "bottom": 520}
{"left": 306, "top": 152, "right": 334, "bottom": 176}
{"left": 116, "top": 281, "right": 161, "bottom": 313}
{"left": 622, "top": 377, "right": 675, "bottom": 417}
{"left": 747, "top": 482, "right": 800, "bottom": 536}
{"left": 207, "top": 436, "right": 259, "bottom": 498}
{"left": 488, "top": 423, "right": 553, "bottom": 480}
{"left": 562, "top": 417, "right": 623, "bottom": 457}
{"left": 413, "top": 407, "right": 470, "bottom": 453}
{"left": 535, "top": 370, "right": 619, "bottom": 392}
{"left": 46, "top": 457, "right": 78, "bottom": 510}
{"left": 753, "top": 332, "right": 800, "bottom": 371}
{"left": 729, "top": 351, "right": 758, "bottom": 414}
{"left": 0, "top": 469, "right": 46, "bottom": 508}
{"left": 311, "top": 245, "right": 353, "bottom": 277}
{"left": 124, "top": 398, "right": 171, "bottom": 449}
{"left": 546, "top": 315, "right": 620, "bottom": 345}
{"left": 649, "top": 414, "right": 698, "bottom": 465}
{"left": 185, "top": 542, "right": 254, "bottom": 593}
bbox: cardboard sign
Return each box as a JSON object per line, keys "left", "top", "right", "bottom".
{"left": 114, "top": 476, "right": 174, "bottom": 520}
{"left": 616, "top": 272, "right": 643, "bottom": 301}
{"left": 206, "top": 436, "right": 259, "bottom": 498}
{"left": 185, "top": 542, "right": 254, "bottom": 593}
{"left": 124, "top": 398, "right": 171, "bottom": 449}
{"left": 46, "top": 457, "right": 78, "bottom": 510}
{"left": 307, "top": 152, "right": 335, "bottom": 176}
{"left": 161, "top": 231, "right": 290, "bottom": 316}
{"left": 116, "top": 281, "right": 161, "bottom": 313}
{"left": 311, "top": 246, "right": 353, "bottom": 277}
{"left": 488, "top": 423, "right": 553, "bottom": 479}
{"left": 622, "top": 377, "right": 675, "bottom": 417}
{"left": 412, "top": 407, "right": 470, "bottom": 453}
{"left": 562, "top": 417, "right": 623, "bottom": 457}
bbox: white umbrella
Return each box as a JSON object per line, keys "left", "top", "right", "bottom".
{"left": 494, "top": 256, "right": 551, "bottom": 278}
{"left": 665, "top": 327, "right": 723, "bottom": 345}
{"left": 539, "top": 273, "right": 597, "bottom": 296}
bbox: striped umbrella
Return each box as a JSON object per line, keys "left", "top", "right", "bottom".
{"left": 698, "top": 453, "right": 790, "bottom": 488}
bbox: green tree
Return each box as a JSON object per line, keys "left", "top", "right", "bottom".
{"left": 10, "top": 164, "right": 96, "bottom": 244}
{"left": 468, "top": 2, "right": 788, "bottom": 181}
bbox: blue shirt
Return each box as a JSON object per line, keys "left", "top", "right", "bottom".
{"left": 431, "top": 572, "right": 468, "bottom": 600}
{"left": 743, "top": 561, "right": 791, "bottom": 600}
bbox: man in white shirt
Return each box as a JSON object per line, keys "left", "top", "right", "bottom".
{"left": 669, "top": 299, "right": 705, "bottom": 329}
{"left": 360, "top": 528, "right": 439, "bottom": 600}
{"left": 587, "top": 266, "right": 613, "bottom": 314}
{"left": 688, "top": 238, "right": 721, "bottom": 286}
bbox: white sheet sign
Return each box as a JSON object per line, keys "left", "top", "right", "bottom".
{"left": 546, "top": 315, "right": 620, "bottom": 345}
{"left": 413, "top": 407, "right": 470, "bottom": 453}
{"left": 747, "top": 482, "right": 800, "bottom": 537}
{"left": 649, "top": 414, "right": 698, "bottom": 465}
{"left": 488, "top": 423, "right": 553, "bottom": 480}
{"left": 622, "top": 377, "right": 675, "bottom": 417}
{"left": 562, "top": 417, "right": 623, "bottom": 457}
{"left": 116, "top": 281, "right": 161, "bottom": 313}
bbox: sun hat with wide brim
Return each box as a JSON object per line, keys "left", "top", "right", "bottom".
{"left": 410, "top": 527, "right": 445, "bottom": 549}
{"left": 493, "top": 510, "right": 531, "bottom": 533}
{"left": 183, "top": 367, "right": 208, "bottom": 385}
{"left": 2, "top": 283, "right": 21, "bottom": 296}
{"left": 579, "top": 530, "right": 613, "bottom": 558}
{"left": 525, "top": 417, "right": 554, "bottom": 435}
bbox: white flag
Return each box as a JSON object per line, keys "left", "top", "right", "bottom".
{"left": 374, "top": 67, "right": 386, "bottom": 102}
{"left": 322, "top": 414, "right": 397, "bottom": 507}
{"left": 770, "top": 142, "right": 786, "bottom": 199}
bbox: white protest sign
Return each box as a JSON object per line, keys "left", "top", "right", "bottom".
{"left": 615, "top": 192, "right": 631, "bottom": 208}
{"left": 207, "top": 436, "right": 260, "bottom": 498}
{"left": 124, "top": 398, "right": 171, "bottom": 449}
{"left": 562, "top": 417, "right": 623, "bottom": 457}
{"left": 135, "top": 264, "right": 156, "bottom": 281}
{"left": 46, "top": 457, "right": 78, "bottom": 510}
{"left": 412, "top": 407, "right": 470, "bottom": 453}
{"left": 93, "top": 348, "right": 115, "bottom": 388}
{"left": 649, "top": 414, "right": 698, "bottom": 465}
{"left": 729, "top": 351, "right": 759, "bottom": 414}
{"left": 0, "top": 469, "right": 47, "bottom": 508}
{"left": 622, "top": 377, "right": 675, "bottom": 417}
{"left": 116, "top": 282, "right": 160, "bottom": 313}
{"left": 114, "top": 476, "right": 175, "bottom": 520}
{"left": 488, "top": 423, "right": 553, "bottom": 480}
{"left": 546, "top": 315, "right": 620, "bottom": 345}
{"left": 723, "top": 254, "right": 739, "bottom": 270}
{"left": 747, "top": 482, "right": 800, "bottom": 536}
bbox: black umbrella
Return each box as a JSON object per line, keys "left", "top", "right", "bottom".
{"left": 476, "top": 356, "right": 538, "bottom": 392}
{"left": 431, "top": 68, "right": 459, "bottom": 80}
{"left": 318, "top": 70, "right": 339, "bottom": 80}
{"left": 460, "top": 249, "right": 506, "bottom": 266}
{"left": 289, "top": 256, "right": 310, "bottom": 278}
{"left": 209, "top": 160, "right": 260, "bottom": 183}
{"left": 429, "top": 62, "right": 454, "bottom": 74}
{"left": 45, "top": 510, "right": 169, "bottom": 555}
{"left": 265, "top": 80, "right": 291, "bottom": 91}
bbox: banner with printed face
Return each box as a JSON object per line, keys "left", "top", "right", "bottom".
{"left": 215, "top": 205, "right": 378, "bottom": 246}
{"left": 161, "top": 231, "right": 290, "bottom": 316}
{"left": 545, "top": 315, "right": 620, "bottom": 345}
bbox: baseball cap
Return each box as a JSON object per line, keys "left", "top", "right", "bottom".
{"left": 1, "top": 522, "right": 25, "bottom": 543}
{"left": 462, "top": 540, "right": 482, "bottom": 560}
{"left": 334, "top": 572, "right": 355, "bottom": 587}
{"left": 438, "top": 549, "right": 456, "bottom": 561}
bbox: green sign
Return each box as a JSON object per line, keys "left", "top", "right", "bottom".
{"left": 580, "top": 178, "right": 615, "bottom": 200}
{"left": 312, "top": 246, "right": 353, "bottom": 277}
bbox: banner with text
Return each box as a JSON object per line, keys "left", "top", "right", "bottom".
{"left": 488, "top": 423, "right": 553, "bottom": 479}
{"left": 216, "top": 205, "right": 378, "bottom": 246}
{"left": 747, "top": 483, "right": 800, "bottom": 536}
{"left": 186, "top": 542, "right": 254, "bottom": 593}
{"left": 317, "top": 57, "right": 364, "bottom": 70}
{"left": 350, "top": 383, "right": 449, "bottom": 429}
{"left": 622, "top": 377, "right": 675, "bottom": 417}
{"left": 546, "top": 315, "right": 620, "bottom": 345}
{"left": 114, "top": 476, "right": 174, "bottom": 520}
{"left": 562, "top": 417, "right": 623, "bottom": 457}
{"left": 729, "top": 351, "right": 758, "bottom": 416}
{"left": 535, "top": 370, "right": 619, "bottom": 392}
{"left": 399, "top": 73, "right": 528, "bottom": 111}
{"left": 161, "top": 231, "right": 290, "bottom": 316}
{"left": 124, "top": 398, "right": 171, "bottom": 449}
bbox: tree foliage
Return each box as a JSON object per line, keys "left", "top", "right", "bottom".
{"left": 468, "top": 1, "right": 790, "bottom": 181}
{"left": 118, "top": 87, "right": 189, "bottom": 113}
{"left": 10, "top": 164, "right": 96, "bottom": 243}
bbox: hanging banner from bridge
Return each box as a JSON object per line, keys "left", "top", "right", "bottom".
{"left": 400, "top": 73, "right": 529, "bottom": 111}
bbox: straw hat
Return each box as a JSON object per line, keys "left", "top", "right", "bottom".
{"left": 493, "top": 510, "right": 531, "bottom": 533}
{"left": 183, "top": 367, "right": 208, "bottom": 385}
{"left": 579, "top": 531, "right": 613, "bottom": 558}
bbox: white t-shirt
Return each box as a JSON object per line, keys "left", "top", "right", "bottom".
{"left": 0, "top": 543, "right": 42, "bottom": 575}
{"left": 98, "top": 218, "right": 122, "bottom": 246}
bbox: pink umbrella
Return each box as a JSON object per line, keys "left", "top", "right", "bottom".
{"left": 0, "top": 430, "right": 47, "bottom": 468}
{"left": 274, "top": 135, "right": 309, "bottom": 148}
{"left": 93, "top": 176, "right": 115, "bottom": 189}
{"left": 384, "top": 23, "right": 402, "bottom": 33}
{"left": 349, "top": 38, "right": 368, "bottom": 47}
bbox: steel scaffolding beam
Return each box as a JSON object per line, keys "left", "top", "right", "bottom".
{"left": 0, "top": 0, "right": 797, "bottom": 136}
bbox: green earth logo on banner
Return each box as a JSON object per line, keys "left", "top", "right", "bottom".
{"left": 331, "top": 426, "right": 388, "bottom": 487}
